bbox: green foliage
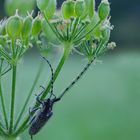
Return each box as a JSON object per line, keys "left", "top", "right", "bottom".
{"left": 0, "top": 0, "right": 115, "bottom": 138}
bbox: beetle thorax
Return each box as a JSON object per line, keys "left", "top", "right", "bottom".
{"left": 42, "top": 98, "right": 53, "bottom": 114}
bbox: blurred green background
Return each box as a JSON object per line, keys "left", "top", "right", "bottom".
{"left": 0, "top": 0, "right": 140, "bottom": 140}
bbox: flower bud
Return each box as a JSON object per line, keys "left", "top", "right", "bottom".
{"left": 6, "top": 12, "right": 23, "bottom": 39}
{"left": 98, "top": 0, "right": 110, "bottom": 20}
{"left": 21, "top": 15, "right": 32, "bottom": 39}
{"left": 85, "top": 12, "right": 102, "bottom": 39}
{"left": 61, "top": 1, "right": 75, "bottom": 19}
{"left": 44, "top": 0, "right": 56, "bottom": 19}
{"left": 84, "top": 0, "right": 95, "bottom": 18}
{"left": 75, "top": 0, "right": 86, "bottom": 18}
{"left": 101, "top": 19, "right": 113, "bottom": 44}
{"left": 102, "top": 27, "right": 111, "bottom": 44}
{"left": 37, "top": 0, "right": 50, "bottom": 11}
{"left": 32, "top": 16, "right": 42, "bottom": 36}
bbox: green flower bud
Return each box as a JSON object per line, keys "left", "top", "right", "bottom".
{"left": 84, "top": 0, "right": 95, "bottom": 18}
{"left": 61, "top": 1, "right": 76, "bottom": 19}
{"left": 102, "top": 27, "right": 111, "bottom": 44}
{"left": 21, "top": 15, "right": 33, "bottom": 39}
{"left": 101, "top": 19, "right": 113, "bottom": 44}
{"left": 37, "top": 0, "right": 50, "bottom": 11}
{"left": 6, "top": 12, "right": 23, "bottom": 39}
{"left": 44, "top": 0, "right": 56, "bottom": 19}
{"left": 98, "top": 0, "right": 110, "bottom": 20}
{"left": 32, "top": 16, "right": 42, "bottom": 36}
{"left": 75, "top": 0, "right": 86, "bottom": 18}
{"left": 85, "top": 12, "right": 102, "bottom": 39}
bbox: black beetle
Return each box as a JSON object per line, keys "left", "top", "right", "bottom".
{"left": 28, "top": 57, "right": 61, "bottom": 139}
{"left": 29, "top": 92, "right": 60, "bottom": 139}
{"left": 29, "top": 57, "right": 95, "bottom": 139}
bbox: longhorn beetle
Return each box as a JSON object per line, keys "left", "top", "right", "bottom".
{"left": 29, "top": 56, "right": 95, "bottom": 139}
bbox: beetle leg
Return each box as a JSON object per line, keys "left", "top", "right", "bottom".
{"left": 29, "top": 107, "right": 41, "bottom": 124}
{"left": 35, "top": 91, "right": 44, "bottom": 105}
{"left": 36, "top": 95, "right": 44, "bottom": 105}
{"left": 29, "top": 107, "right": 41, "bottom": 115}
{"left": 29, "top": 107, "right": 41, "bottom": 122}
{"left": 49, "top": 92, "right": 56, "bottom": 98}
{"left": 53, "top": 97, "right": 61, "bottom": 103}
{"left": 40, "top": 85, "right": 45, "bottom": 90}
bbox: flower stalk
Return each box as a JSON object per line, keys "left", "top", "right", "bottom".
{"left": 9, "top": 65, "right": 17, "bottom": 134}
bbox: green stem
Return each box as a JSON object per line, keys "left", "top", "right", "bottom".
{"left": 43, "top": 12, "right": 63, "bottom": 41}
{"left": 41, "top": 43, "right": 71, "bottom": 99}
{"left": 0, "top": 83, "right": 8, "bottom": 129}
{"left": 11, "top": 39, "right": 15, "bottom": 57}
{"left": 74, "top": 20, "right": 101, "bottom": 44}
{"left": 14, "top": 42, "right": 72, "bottom": 135}
{"left": 70, "top": 18, "right": 79, "bottom": 41}
{"left": 0, "top": 136, "right": 21, "bottom": 140}
{"left": 0, "top": 49, "right": 11, "bottom": 63}
{"left": 9, "top": 65, "right": 17, "bottom": 134}
{"left": 0, "top": 60, "right": 8, "bottom": 129}
{"left": 0, "top": 127, "right": 7, "bottom": 136}
{"left": 14, "top": 62, "right": 43, "bottom": 130}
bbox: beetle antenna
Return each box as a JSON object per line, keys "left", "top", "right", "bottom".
{"left": 58, "top": 57, "right": 96, "bottom": 99}
{"left": 42, "top": 57, "right": 54, "bottom": 98}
